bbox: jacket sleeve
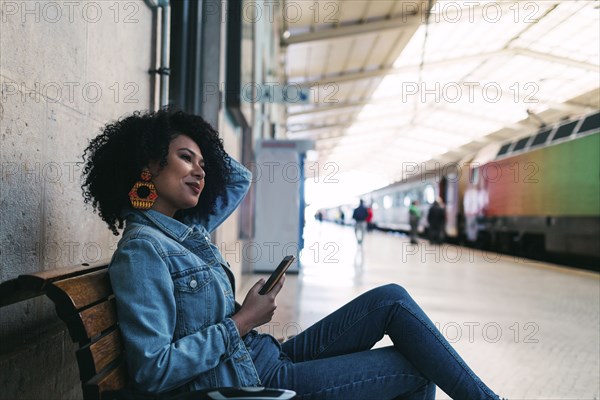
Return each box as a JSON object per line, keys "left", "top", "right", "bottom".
{"left": 109, "top": 238, "right": 245, "bottom": 393}
{"left": 183, "top": 157, "right": 252, "bottom": 233}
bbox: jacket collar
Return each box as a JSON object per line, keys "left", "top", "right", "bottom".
{"left": 121, "top": 209, "right": 195, "bottom": 243}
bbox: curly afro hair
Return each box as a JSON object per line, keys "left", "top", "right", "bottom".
{"left": 81, "top": 109, "right": 232, "bottom": 235}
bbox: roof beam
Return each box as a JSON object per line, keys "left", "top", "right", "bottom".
{"left": 289, "top": 100, "right": 367, "bottom": 118}
{"left": 287, "top": 123, "right": 348, "bottom": 138}
{"left": 287, "top": 96, "right": 530, "bottom": 134}
{"left": 291, "top": 50, "right": 505, "bottom": 87}
{"left": 282, "top": 15, "right": 422, "bottom": 46}
{"left": 288, "top": 95, "right": 591, "bottom": 120}
{"left": 282, "top": 0, "right": 531, "bottom": 47}
{"left": 288, "top": 84, "right": 592, "bottom": 134}
{"left": 542, "top": 101, "right": 595, "bottom": 115}
{"left": 289, "top": 47, "right": 598, "bottom": 88}
{"left": 512, "top": 47, "right": 599, "bottom": 73}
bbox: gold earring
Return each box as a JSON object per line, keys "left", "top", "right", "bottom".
{"left": 129, "top": 168, "right": 158, "bottom": 210}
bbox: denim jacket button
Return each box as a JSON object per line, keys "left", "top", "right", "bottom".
{"left": 189, "top": 279, "right": 198, "bottom": 289}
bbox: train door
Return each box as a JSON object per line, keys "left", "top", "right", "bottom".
{"left": 439, "top": 178, "right": 447, "bottom": 204}
{"left": 442, "top": 175, "right": 459, "bottom": 238}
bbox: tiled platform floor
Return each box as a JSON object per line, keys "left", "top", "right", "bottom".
{"left": 240, "top": 220, "right": 600, "bottom": 399}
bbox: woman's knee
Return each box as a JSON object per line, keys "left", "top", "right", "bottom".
{"left": 373, "top": 284, "right": 411, "bottom": 302}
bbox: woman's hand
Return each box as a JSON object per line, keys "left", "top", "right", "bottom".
{"left": 231, "top": 275, "right": 285, "bottom": 337}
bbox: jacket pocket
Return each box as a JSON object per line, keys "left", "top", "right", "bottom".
{"left": 172, "top": 266, "right": 214, "bottom": 334}
{"left": 173, "top": 266, "right": 213, "bottom": 292}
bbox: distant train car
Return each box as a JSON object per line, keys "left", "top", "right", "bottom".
{"left": 320, "top": 205, "right": 354, "bottom": 225}
{"left": 368, "top": 163, "right": 461, "bottom": 238}
{"left": 369, "top": 177, "right": 439, "bottom": 233}
{"left": 365, "top": 110, "right": 600, "bottom": 268}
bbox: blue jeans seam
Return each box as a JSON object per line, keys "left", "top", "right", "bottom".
{"left": 312, "top": 299, "right": 403, "bottom": 358}
{"left": 297, "top": 373, "right": 427, "bottom": 399}
{"left": 393, "top": 299, "right": 498, "bottom": 399}
{"left": 311, "top": 307, "right": 374, "bottom": 359}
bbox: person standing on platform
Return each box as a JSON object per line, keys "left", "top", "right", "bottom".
{"left": 409, "top": 200, "right": 421, "bottom": 244}
{"left": 352, "top": 199, "right": 369, "bottom": 244}
{"left": 314, "top": 209, "right": 323, "bottom": 222}
{"left": 427, "top": 198, "right": 446, "bottom": 244}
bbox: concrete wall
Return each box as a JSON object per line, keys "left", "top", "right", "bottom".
{"left": 0, "top": 1, "right": 155, "bottom": 398}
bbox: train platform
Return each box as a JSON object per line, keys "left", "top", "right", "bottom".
{"left": 240, "top": 220, "right": 600, "bottom": 400}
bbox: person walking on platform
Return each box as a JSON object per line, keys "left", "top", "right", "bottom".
{"left": 352, "top": 199, "right": 369, "bottom": 244}
{"left": 409, "top": 200, "right": 421, "bottom": 244}
{"left": 427, "top": 198, "right": 446, "bottom": 244}
{"left": 81, "top": 109, "right": 503, "bottom": 400}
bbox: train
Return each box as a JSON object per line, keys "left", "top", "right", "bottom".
{"left": 325, "top": 110, "right": 600, "bottom": 270}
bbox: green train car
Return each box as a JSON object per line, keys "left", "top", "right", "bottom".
{"left": 469, "top": 111, "right": 600, "bottom": 268}
{"left": 365, "top": 111, "right": 599, "bottom": 270}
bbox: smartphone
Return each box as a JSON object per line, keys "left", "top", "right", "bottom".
{"left": 258, "top": 255, "right": 295, "bottom": 295}
{"left": 206, "top": 387, "right": 296, "bottom": 399}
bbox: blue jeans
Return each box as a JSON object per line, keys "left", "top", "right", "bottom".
{"left": 354, "top": 221, "right": 367, "bottom": 244}
{"left": 252, "top": 284, "right": 500, "bottom": 400}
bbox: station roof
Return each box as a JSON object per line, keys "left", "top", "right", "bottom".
{"left": 281, "top": 0, "right": 599, "bottom": 203}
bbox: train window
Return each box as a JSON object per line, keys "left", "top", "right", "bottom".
{"left": 551, "top": 121, "right": 577, "bottom": 141}
{"left": 395, "top": 193, "right": 403, "bottom": 206}
{"left": 496, "top": 143, "right": 511, "bottom": 157}
{"left": 512, "top": 136, "right": 530, "bottom": 152}
{"left": 530, "top": 129, "right": 552, "bottom": 147}
{"left": 424, "top": 185, "right": 435, "bottom": 204}
{"left": 383, "top": 195, "right": 393, "bottom": 209}
{"left": 577, "top": 112, "right": 600, "bottom": 135}
{"left": 408, "top": 190, "right": 419, "bottom": 204}
{"left": 403, "top": 196, "right": 411, "bottom": 207}
{"left": 470, "top": 167, "right": 479, "bottom": 185}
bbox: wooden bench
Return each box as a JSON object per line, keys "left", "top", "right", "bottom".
{"left": 3, "top": 262, "right": 128, "bottom": 400}
{"left": 0, "top": 262, "right": 296, "bottom": 400}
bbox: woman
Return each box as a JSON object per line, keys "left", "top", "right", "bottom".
{"left": 81, "top": 109, "right": 502, "bottom": 399}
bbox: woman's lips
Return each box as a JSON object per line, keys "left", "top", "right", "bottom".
{"left": 186, "top": 182, "right": 201, "bottom": 194}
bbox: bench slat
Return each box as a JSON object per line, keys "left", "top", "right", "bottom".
{"left": 39, "top": 270, "right": 114, "bottom": 343}
{"left": 17, "top": 262, "right": 109, "bottom": 293}
{"left": 77, "top": 329, "right": 123, "bottom": 382}
{"left": 50, "top": 270, "right": 113, "bottom": 311}
{"left": 82, "top": 361, "right": 128, "bottom": 400}
{"left": 80, "top": 297, "right": 119, "bottom": 340}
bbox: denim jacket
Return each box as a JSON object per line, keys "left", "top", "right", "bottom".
{"left": 108, "top": 158, "right": 260, "bottom": 394}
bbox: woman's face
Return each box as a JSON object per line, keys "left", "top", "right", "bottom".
{"left": 148, "top": 134, "right": 205, "bottom": 217}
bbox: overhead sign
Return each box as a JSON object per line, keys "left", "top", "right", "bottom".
{"left": 244, "top": 83, "right": 310, "bottom": 104}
